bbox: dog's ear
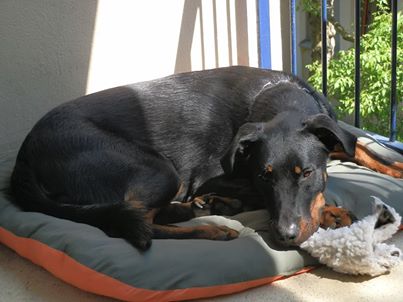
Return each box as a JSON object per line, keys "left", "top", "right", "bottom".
{"left": 221, "top": 123, "right": 263, "bottom": 175}
{"left": 302, "top": 114, "right": 356, "bottom": 156}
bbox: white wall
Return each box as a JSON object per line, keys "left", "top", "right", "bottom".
{"left": 86, "top": 0, "right": 261, "bottom": 93}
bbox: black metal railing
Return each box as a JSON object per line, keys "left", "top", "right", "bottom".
{"left": 390, "top": 0, "right": 398, "bottom": 142}
{"left": 354, "top": 0, "right": 361, "bottom": 129}
{"left": 288, "top": 0, "right": 399, "bottom": 145}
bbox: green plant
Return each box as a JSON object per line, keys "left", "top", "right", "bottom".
{"left": 306, "top": 3, "right": 402, "bottom": 140}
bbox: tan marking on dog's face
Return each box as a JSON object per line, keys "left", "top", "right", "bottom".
{"left": 296, "top": 192, "right": 325, "bottom": 244}
{"left": 310, "top": 192, "right": 326, "bottom": 223}
{"left": 294, "top": 166, "right": 302, "bottom": 175}
{"left": 266, "top": 164, "right": 273, "bottom": 173}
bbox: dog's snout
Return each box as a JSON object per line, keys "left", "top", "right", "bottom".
{"left": 276, "top": 223, "right": 300, "bottom": 245}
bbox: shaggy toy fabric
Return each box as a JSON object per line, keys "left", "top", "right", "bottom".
{"left": 300, "top": 196, "right": 402, "bottom": 276}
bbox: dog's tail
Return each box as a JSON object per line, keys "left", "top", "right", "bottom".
{"left": 9, "top": 161, "right": 152, "bottom": 250}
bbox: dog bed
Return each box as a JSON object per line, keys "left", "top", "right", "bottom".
{"left": 1, "top": 145, "right": 403, "bottom": 302}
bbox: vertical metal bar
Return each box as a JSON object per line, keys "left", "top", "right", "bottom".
{"left": 290, "top": 0, "right": 297, "bottom": 75}
{"left": 354, "top": 0, "right": 361, "bottom": 128}
{"left": 390, "top": 0, "right": 397, "bottom": 141}
{"left": 321, "top": 0, "right": 327, "bottom": 96}
{"left": 258, "top": 0, "right": 271, "bottom": 69}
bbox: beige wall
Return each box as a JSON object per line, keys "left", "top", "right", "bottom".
{"left": 0, "top": 0, "right": 290, "bottom": 153}
{"left": 0, "top": 1, "right": 98, "bottom": 153}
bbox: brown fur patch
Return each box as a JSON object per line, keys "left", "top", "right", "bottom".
{"left": 297, "top": 192, "right": 325, "bottom": 244}
{"left": 320, "top": 205, "right": 355, "bottom": 229}
{"left": 294, "top": 166, "right": 302, "bottom": 174}
{"left": 330, "top": 141, "right": 403, "bottom": 178}
{"left": 310, "top": 192, "right": 325, "bottom": 228}
{"left": 392, "top": 161, "right": 403, "bottom": 170}
{"left": 355, "top": 142, "right": 402, "bottom": 178}
{"left": 266, "top": 164, "right": 273, "bottom": 173}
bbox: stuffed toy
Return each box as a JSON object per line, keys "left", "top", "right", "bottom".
{"left": 300, "top": 196, "right": 402, "bottom": 276}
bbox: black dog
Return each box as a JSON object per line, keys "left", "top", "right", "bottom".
{"left": 9, "top": 66, "right": 400, "bottom": 250}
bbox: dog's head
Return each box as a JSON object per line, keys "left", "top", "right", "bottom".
{"left": 221, "top": 112, "right": 356, "bottom": 247}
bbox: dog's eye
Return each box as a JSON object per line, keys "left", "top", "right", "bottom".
{"left": 258, "top": 170, "right": 271, "bottom": 182}
{"left": 303, "top": 169, "right": 313, "bottom": 178}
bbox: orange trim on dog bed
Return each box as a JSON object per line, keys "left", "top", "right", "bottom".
{"left": 0, "top": 227, "right": 314, "bottom": 302}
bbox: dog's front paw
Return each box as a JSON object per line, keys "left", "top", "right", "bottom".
{"left": 193, "top": 194, "right": 243, "bottom": 216}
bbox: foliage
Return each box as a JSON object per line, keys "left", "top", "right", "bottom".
{"left": 300, "top": 0, "right": 389, "bottom": 15}
{"left": 299, "top": 0, "right": 321, "bottom": 17}
{"left": 306, "top": 6, "right": 402, "bottom": 139}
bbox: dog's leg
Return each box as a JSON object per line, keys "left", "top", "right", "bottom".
{"left": 153, "top": 202, "right": 196, "bottom": 224}
{"left": 331, "top": 140, "right": 403, "bottom": 178}
{"left": 152, "top": 224, "right": 239, "bottom": 240}
{"left": 125, "top": 197, "right": 238, "bottom": 242}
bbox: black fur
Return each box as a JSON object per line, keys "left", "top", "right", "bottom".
{"left": 10, "top": 66, "right": 357, "bottom": 249}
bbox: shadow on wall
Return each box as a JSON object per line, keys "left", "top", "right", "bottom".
{"left": 0, "top": 1, "right": 98, "bottom": 153}
{"left": 175, "top": 0, "right": 250, "bottom": 73}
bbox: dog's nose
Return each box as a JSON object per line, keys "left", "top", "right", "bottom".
{"left": 276, "top": 223, "right": 300, "bottom": 245}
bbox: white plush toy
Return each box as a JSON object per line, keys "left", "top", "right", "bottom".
{"left": 300, "top": 196, "right": 402, "bottom": 276}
